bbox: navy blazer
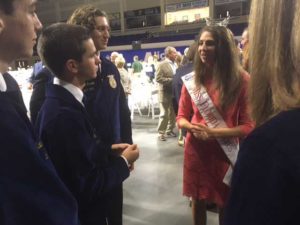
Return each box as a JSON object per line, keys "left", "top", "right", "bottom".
{"left": 84, "top": 56, "right": 132, "bottom": 145}
{"left": 29, "top": 67, "right": 54, "bottom": 125}
{"left": 225, "top": 108, "right": 300, "bottom": 225}
{"left": 3, "top": 72, "right": 27, "bottom": 112}
{"left": 172, "top": 62, "right": 193, "bottom": 115}
{"left": 35, "top": 84, "right": 130, "bottom": 225}
{"left": 0, "top": 74, "right": 79, "bottom": 225}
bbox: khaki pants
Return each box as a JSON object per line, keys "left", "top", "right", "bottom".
{"left": 157, "top": 101, "right": 176, "bottom": 134}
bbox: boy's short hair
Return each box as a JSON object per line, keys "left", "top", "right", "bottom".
{"left": 37, "top": 23, "right": 91, "bottom": 77}
{"left": 0, "top": 0, "right": 15, "bottom": 14}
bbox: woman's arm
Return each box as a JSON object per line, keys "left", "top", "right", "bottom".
{"left": 191, "top": 123, "right": 246, "bottom": 140}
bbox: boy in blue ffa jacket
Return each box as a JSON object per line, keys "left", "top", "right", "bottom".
{"left": 36, "top": 23, "right": 139, "bottom": 225}
{"left": 68, "top": 6, "right": 133, "bottom": 147}
{"left": 84, "top": 56, "right": 131, "bottom": 145}
{"left": 67, "top": 6, "right": 134, "bottom": 225}
{"left": 0, "top": 1, "right": 79, "bottom": 225}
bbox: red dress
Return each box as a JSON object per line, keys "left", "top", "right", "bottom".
{"left": 177, "top": 71, "right": 253, "bottom": 207}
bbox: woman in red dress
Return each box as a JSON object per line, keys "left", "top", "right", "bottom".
{"left": 177, "top": 26, "right": 254, "bottom": 225}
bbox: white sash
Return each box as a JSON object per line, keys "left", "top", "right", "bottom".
{"left": 182, "top": 72, "right": 239, "bottom": 186}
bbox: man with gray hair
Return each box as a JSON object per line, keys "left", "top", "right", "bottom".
{"left": 156, "top": 46, "right": 178, "bottom": 141}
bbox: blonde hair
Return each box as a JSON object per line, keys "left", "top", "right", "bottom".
{"left": 175, "top": 53, "right": 183, "bottom": 67}
{"left": 194, "top": 26, "right": 242, "bottom": 111}
{"left": 242, "top": 43, "right": 249, "bottom": 72}
{"left": 249, "top": 0, "right": 300, "bottom": 126}
{"left": 115, "top": 55, "right": 125, "bottom": 68}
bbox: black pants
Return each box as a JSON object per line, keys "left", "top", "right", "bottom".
{"left": 106, "top": 184, "right": 123, "bottom": 225}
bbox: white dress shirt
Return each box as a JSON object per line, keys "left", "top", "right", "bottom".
{"left": 53, "top": 77, "right": 130, "bottom": 167}
{"left": 166, "top": 58, "right": 177, "bottom": 75}
{"left": 53, "top": 77, "right": 84, "bottom": 106}
{"left": 0, "top": 72, "right": 7, "bottom": 92}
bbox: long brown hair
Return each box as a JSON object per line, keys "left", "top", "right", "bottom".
{"left": 194, "top": 26, "right": 242, "bottom": 111}
{"left": 249, "top": 0, "right": 300, "bottom": 126}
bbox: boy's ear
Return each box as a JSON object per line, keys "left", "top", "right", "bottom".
{"left": 66, "top": 59, "right": 79, "bottom": 73}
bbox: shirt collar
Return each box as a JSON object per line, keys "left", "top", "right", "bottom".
{"left": 0, "top": 72, "right": 7, "bottom": 92}
{"left": 53, "top": 77, "right": 84, "bottom": 106}
{"left": 166, "top": 58, "right": 173, "bottom": 64}
{"left": 166, "top": 58, "right": 177, "bottom": 74}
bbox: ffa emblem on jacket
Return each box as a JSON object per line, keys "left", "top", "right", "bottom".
{"left": 37, "top": 141, "right": 49, "bottom": 160}
{"left": 108, "top": 75, "right": 117, "bottom": 89}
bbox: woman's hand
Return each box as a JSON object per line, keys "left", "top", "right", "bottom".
{"left": 191, "top": 123, "right": 215, "bottom": 141}
{"left": 191, "top": 123, "right": 245, "bottom": 139}
{"left": 193, "top": 131, "right": 209, "bottom": 140}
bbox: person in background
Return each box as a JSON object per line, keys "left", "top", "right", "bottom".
{"left": 175, "top": 52, "right": 183, "bottom": 68}
{"left": 132, "top": 55, "right": 143, "bottom": 74}
{"left": 156, "top": 46, "right": 178, "bottom": 141}
{"left": 225, "top": 1, "right": 300, "bottom": 225}
{"left": 240, "top": 27, "right": 249, "bottom": 49}
{"left": 27, "top": 60, "right": 43, "bottom": 89}
{"left": 173, "top": 41, "right": 198, "bottom": 146}
{"left": 153, "top": 54, "right": 159, "bottom": 68}
{"left": 181, "top": 46, "right": 190, "bottom": 66}
{"left": 29, "top": 66, "right": 54, "bottom": 124}
{"left": 172, "top": 41, "right": 198, "bottom": 113}
{"left": 177, "top": 26, "right": 253, "bottom": 225}
{"left": 115, "top": 54, "right": 131, "bottom": 99}
{"left": 110, "top": 51, "right": 119, "bottom": 65}
{"left": 67, "top": 5, "right": 133, "bottom": 225}
{"left": 144, "top": 55, "right": 156, "bottom": 83}
{"left": 36, "top": 22, "right": 139, "bottom": 225}
{"left": 0, "top": 1, "right": 79, "bottom": 224}
{"left": 240, "top": 27, "right": 249, "bottom": 72}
